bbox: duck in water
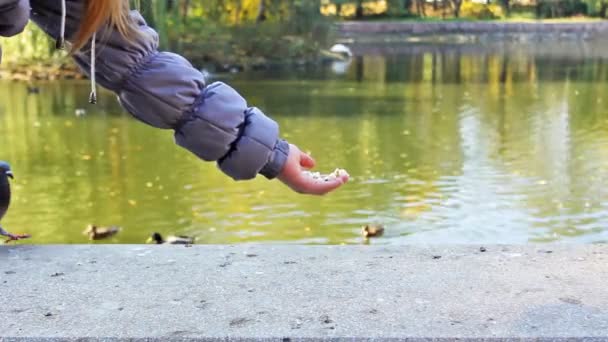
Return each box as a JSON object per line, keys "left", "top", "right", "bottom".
{"left": 147, "top": 232, "right": 195, "bottom": 245}
{"left": 362, "top": 224, "right": 384, "bottom": 238}
{"left": 83, "top": 224, "right": 121, "bottom": 240}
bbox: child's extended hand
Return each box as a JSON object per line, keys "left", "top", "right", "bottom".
{"left": 278, "top": 144, "right": 349, "bottom": 195}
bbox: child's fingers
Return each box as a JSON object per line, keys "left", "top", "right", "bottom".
{"left": 300, "top": 152, "right": 316, "bottom": 169}
{"left": 298, "top": 175, "right": 348, "bottom": 195}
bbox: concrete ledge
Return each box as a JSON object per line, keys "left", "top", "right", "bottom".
{"left": 1, "top": 245, "right": 607, "bottom": 340}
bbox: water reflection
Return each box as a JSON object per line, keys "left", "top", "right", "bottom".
{"left": 2, "top": 41, "right": 608, "bottom": 244}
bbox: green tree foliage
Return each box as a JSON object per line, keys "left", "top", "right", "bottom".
{"left": 328, "top": 0, "right": 608, "bottom": 19}
{"left": 386, "top": 0, "right": 413, "bottom": 16}
{"left": 0, "top": 24, "right": 63, "bottom": 65}
{"left": 134, "top": 0, "right": 331, "bottom": 67}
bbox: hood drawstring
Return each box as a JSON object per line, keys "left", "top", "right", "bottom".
{"left": 89, "top": 32, "right": 97, "bottom": 104}
{"left": 56, "top": 0, "right": 66, "bottom": 49}
{"left": 55, "top": 0, "right": 97, "bottom": 104}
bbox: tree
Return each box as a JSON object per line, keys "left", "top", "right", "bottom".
{"left": 257, "top": 0, "right": 267, "bottom": 22}
{"left": 334, "top": 0, "right": 343, "bottom": 16}
{"left": 585, "top": 0, "right": 608, "bottom": 17}
{"left": 181, "top": 0, "right": 190, "bottom": 23}
{"left": 451, "top": 0, "right": 463, "bottom": 17}
{"left": 415, "top": 0, "right": 427, "bottom": 16}
{"left": 356, "top": 0, "right": 365, "bottom": 18}
{"left": 386, "top": 0, "right": 412, "bottom": 16}
{"left": 502, "top": 0, "right": 511, "bottom": 16}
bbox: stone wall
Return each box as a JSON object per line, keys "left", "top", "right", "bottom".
{"left": 337, "top": 21, "right": 608, "bottom": 38}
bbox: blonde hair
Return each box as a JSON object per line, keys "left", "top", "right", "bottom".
{"left": 72, "top": 0, "right": 133, "bottom": 51}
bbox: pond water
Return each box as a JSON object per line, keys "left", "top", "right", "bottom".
{"left": 2, "top": 41, "right": 608, "bottom": 244}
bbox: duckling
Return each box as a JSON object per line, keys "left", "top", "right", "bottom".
{"left": 147, "top": 232, "right": 195, "bottom": 245}
{"left": 83, "top": 224, "right": 121, "bottom": 240}
{"left": 362, "top": 224, "right": 384, "bottom": 238}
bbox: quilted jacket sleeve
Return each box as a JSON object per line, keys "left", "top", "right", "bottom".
{"left": 0, "top": 0, "right": 29, "bottom": 37}
{"left": 30, "top": 0, "right": 289, "bottom": 180}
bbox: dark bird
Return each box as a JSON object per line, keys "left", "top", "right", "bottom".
{"left": 147, "top": 232, "right": 195, "bottom": 245}
{"left": 362, "top": 224, "right": 384, "bottom": 238}
{"left": 83, "top": 224, "right": 121, "bottom": 240}
{"left": 26, "top": 85, "right": 40, "bottom": 94}
{"left": 0, "top": 161, "right": 30, "bottom": 242}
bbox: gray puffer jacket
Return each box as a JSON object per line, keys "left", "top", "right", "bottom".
{"left": 0, "top": 0, "right": 290, "bottom": 181}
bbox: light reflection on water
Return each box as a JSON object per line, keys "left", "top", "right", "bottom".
{"left": 2, "top": 41, "right": 608, "bottom": 244}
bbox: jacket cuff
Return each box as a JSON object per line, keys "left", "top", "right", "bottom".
{"left": 259, "top": 139, "right": 290, "bottom": 180}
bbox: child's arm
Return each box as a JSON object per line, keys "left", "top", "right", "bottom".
{"left": 29, "top": 1, "right": 347, "bottom": 194}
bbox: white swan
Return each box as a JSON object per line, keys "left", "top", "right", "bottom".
{"left": 330, "top": 44, "right": 353, "bottom": 58}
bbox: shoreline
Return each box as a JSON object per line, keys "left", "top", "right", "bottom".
{"left": 3, "top": 20, "right": 608, "bottom": 81}
{"left": 0, "top": 55, "right": 343, "bottom": 82}
{"left": 0, "top": 62, "right": 85, "bottom": 82}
